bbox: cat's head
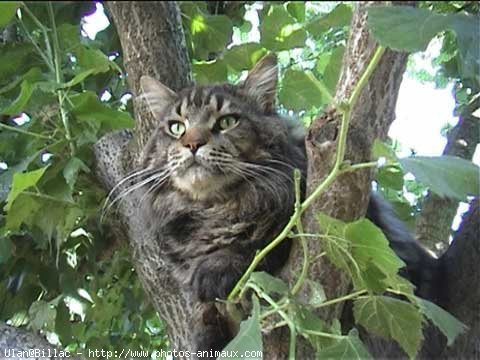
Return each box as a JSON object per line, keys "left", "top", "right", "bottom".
{"left": 139, "top": 54, "right": 292, "bottom": 202}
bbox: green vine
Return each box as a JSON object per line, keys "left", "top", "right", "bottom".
{"left": 47, "top": 2, "right": 76, "bottom": 155}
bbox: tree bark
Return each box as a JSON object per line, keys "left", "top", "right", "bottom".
{"left": 105, "top": 1, "right": 192, "bottom": 149}
{"left": 415, "top": 94, "right": 480, "bottom": 254}
{"left": 0, "top": 323, "right": 80, "bottom": 360}
{"left": 97, "top": 1, "right": 195, "bottom": 353}
{"left": 438, "top": 198, "right": 480, "bottom": 358}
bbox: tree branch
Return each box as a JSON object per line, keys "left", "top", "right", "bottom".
{"left": 438, "top": 198, "right": 480, "bottom": 358}
{"left": 105, "top": 1, "right": 192, "bottom": 149}
{"left": 96, "top": 2, "right": 194, "bottom": 354}
{"left": 416, "top": 95, "right": 480, "bottom": 253}
{"left": 0, "top": 323, "right": 80, "bottom": 359}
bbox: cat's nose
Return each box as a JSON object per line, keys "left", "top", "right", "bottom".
{"left": 181, "top": 127, "right": 210, "bottom": 154}
{"left": 185, "top": 140, "right": 206, "bottom": 154}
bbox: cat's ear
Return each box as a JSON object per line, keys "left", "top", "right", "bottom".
{"left": 242, "top": 54, "right": 278, "bottom": 112}
{"left": 140, "top": 75, "right": 177, "bottom": 118}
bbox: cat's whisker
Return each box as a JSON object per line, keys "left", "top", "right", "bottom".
{"left": 220, "top": 163, "right": 261, "bottom": 204}
{"left": 230, "top": 162, "right": 287, "bottom": 207}
{"left": 103, "top": 169, "right": 170, "bottom": 217}
{"left": 137, "top": 172, "right": 173, "bottom": 212}
{"left": 243, "top": 162, "right": 294, "bottom": 184}
{"left": 240, "top": 162, "right": 294, "bottom": 204}
{"left": 264, "top": 158, "right": 298, "bottom": 172}
{"left": 103, "top": 167, "right": 159, "bottom": 211}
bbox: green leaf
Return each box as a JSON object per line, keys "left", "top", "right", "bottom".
{"left": 316, "top": 213, "right": 352, "bottom": 271}
{"left": 0, "top": 43, "right": 35, "bottom": 81}
{"left": 5, "top": 194, "right": 41, "bottom": 231}
{"left": 0, "top": 235, "right": 13, "bottom": 264}
{"left": 5, "top": 166, "right": 48, "bottom": 211}
{"left": 220, "top": 295, "right": 262, "bottom": 359}
{"left": 346, "top": 219, "right": 406, "bottom": 292}
{"left": 193, "top": 60, "right": 228, "bottom": 85}
{"left": 188, "top": 12, "right": 233, "bottom": 60}
{"left": 0, "top": 2, "right": 20, "bottom": 28}
{"left": 1, "top": 79, "right": 35, "bottom": 115}
{"left": 347, "top": 219, "right": 405, "bottom": 274}
{"left": 367, "top": 6, "right": 449, "bottom": 52}
{"left": 29, "top": 300, "right": 57, "bottom": 332}
{"left": 292, "top": 303, "right": 326, "bottom": 333}
{"left": 317, "top": 212, "right": 347, "bottom": 238}
{"left": 306, "top": 4, "right": 352, "bottom": 36}
{"left": 376, "top": 165, "right": 404, "bottom": 191}
{"left": 223, "top": 43, "right": 267, "bottom": 72}
{"left": 56, "top": 206, "right": 83, "bottom": 247}
{"left": 250, "top": 271, "right": 288, "bottom": 295}
{"left": 416, "top": 298, "right": 467, "bottom": 346}
{"left": 279, "top": 69, "right": 327, "bottom": 111}
{"left": 75, "top": 45, "right": 112, "bottom": 71}
{"left": 399, "top": 156, "right": 480, "bottom": 200}
{"left": 55, "top": 301, "right": 73, "bottom": 344}
{"left": 287, "top": 2, "right": 305, "bottom": 22}
{"left": 0, "top": 153, "right": 39, "bottom": 202}
{"left": 320, "top": 46, "right": 345, "bottom": 94}
{"left": 354, "top": 296, "right": 423, "bottom": 358}
{"left": 63, "top": 157, "right": 90, "bottom": 188}
{"left": 367, "top": 6, "right": 479, "bottom": 83}
{"left": 61, "top": 69, "right": 101, "bottom": 88}
{"left": 316, "top": 329, "right": 372, "bottom": 359}
{"left": 57, "top": 23, "right": 81, "bottom": 52}
{"left": 372, "top": 139, "right": 399, "bottom": 163}
{"left": 260, "top": 5, "right": 307, "bottom": 51}
{"left": 70, "top": 91, "right": 134, "bottom": 135}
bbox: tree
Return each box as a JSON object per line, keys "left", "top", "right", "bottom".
{"left": 0, "top": 1, "right": 478, "bottom": 359}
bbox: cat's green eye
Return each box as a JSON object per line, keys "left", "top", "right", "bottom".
{"left": 217, "top": 115, "right": 239, "bottom": 131}
{"left": 168, "top": 121, "right": 186, "bottom": 137}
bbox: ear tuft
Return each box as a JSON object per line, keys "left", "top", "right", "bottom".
{"left": 139, "top": 76, "right": 177, "bottom": 118}
{"left": 242, "top": 54, "right": 278, "bottom": 113}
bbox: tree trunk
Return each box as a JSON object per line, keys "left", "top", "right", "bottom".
{"left": 439, "top": 198, "right": 480, "bottom": 358}
{"left": 97, "top": 1, "right": 195, "bottom": 352}
{"left": 415, "top": 94, "right": 480, "bottom": 254}
{"left": 105, "top": 1, "right": 192, "bottom": 149}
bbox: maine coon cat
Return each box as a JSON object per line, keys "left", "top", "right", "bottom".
{"left": 138, "top": 55, "right": 305, "bottom": 352}
{"left": 131, "top": 54, "right": 438, "bottom": 353}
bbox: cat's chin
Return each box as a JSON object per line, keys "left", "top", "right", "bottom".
{"left": 172, "top": 165, "right": 237, "bottom": 201}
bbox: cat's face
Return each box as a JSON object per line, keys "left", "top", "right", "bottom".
{"left": 140, "top": 55, "right": 287, "bottom": 201}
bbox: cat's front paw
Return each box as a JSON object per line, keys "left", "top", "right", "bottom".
{"left": 192, "top": 256, "right": 243, "bottom": 302}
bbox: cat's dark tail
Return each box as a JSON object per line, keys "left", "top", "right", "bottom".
{"left": 366, "top": 193, "right": 442, "bottom": 301}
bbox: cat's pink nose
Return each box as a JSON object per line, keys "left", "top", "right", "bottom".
{"left": 181, "top": 127, "right": 209, "bottom": 154}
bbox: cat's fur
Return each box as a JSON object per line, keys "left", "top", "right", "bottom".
{"left": 135, "top": 55, "right": 438, "bottom": 353}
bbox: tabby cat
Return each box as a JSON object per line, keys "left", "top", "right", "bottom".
{"left": 134, "top": 54, "right": 438, "bottom": 353}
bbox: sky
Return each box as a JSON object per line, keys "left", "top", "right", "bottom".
{"left": 82, "top": 4, "right": 477, "bottom": 232}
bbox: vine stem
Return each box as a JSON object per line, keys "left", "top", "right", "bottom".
{"left": 228, "top": 46, "right": 386, "bottom": 302}
{"left": 47, "top": 2, "right": 75, "bottom": 156}
{"left": 247, "top": 283, "right": 296, "bottom": 360}
{"left": 292, "top": 169, "right": 309, "bottom": 295}
{"left": 22, "top": 3, "right": 54, "bottom": 65}
{"left": 312, "top": 289, "right": 367, "bottom": 309}
{"left": 22, "top": 191, "right": 73, "bottom": 204}
{"left": 0, "top": 122, "right": 52, "bottom": 140}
